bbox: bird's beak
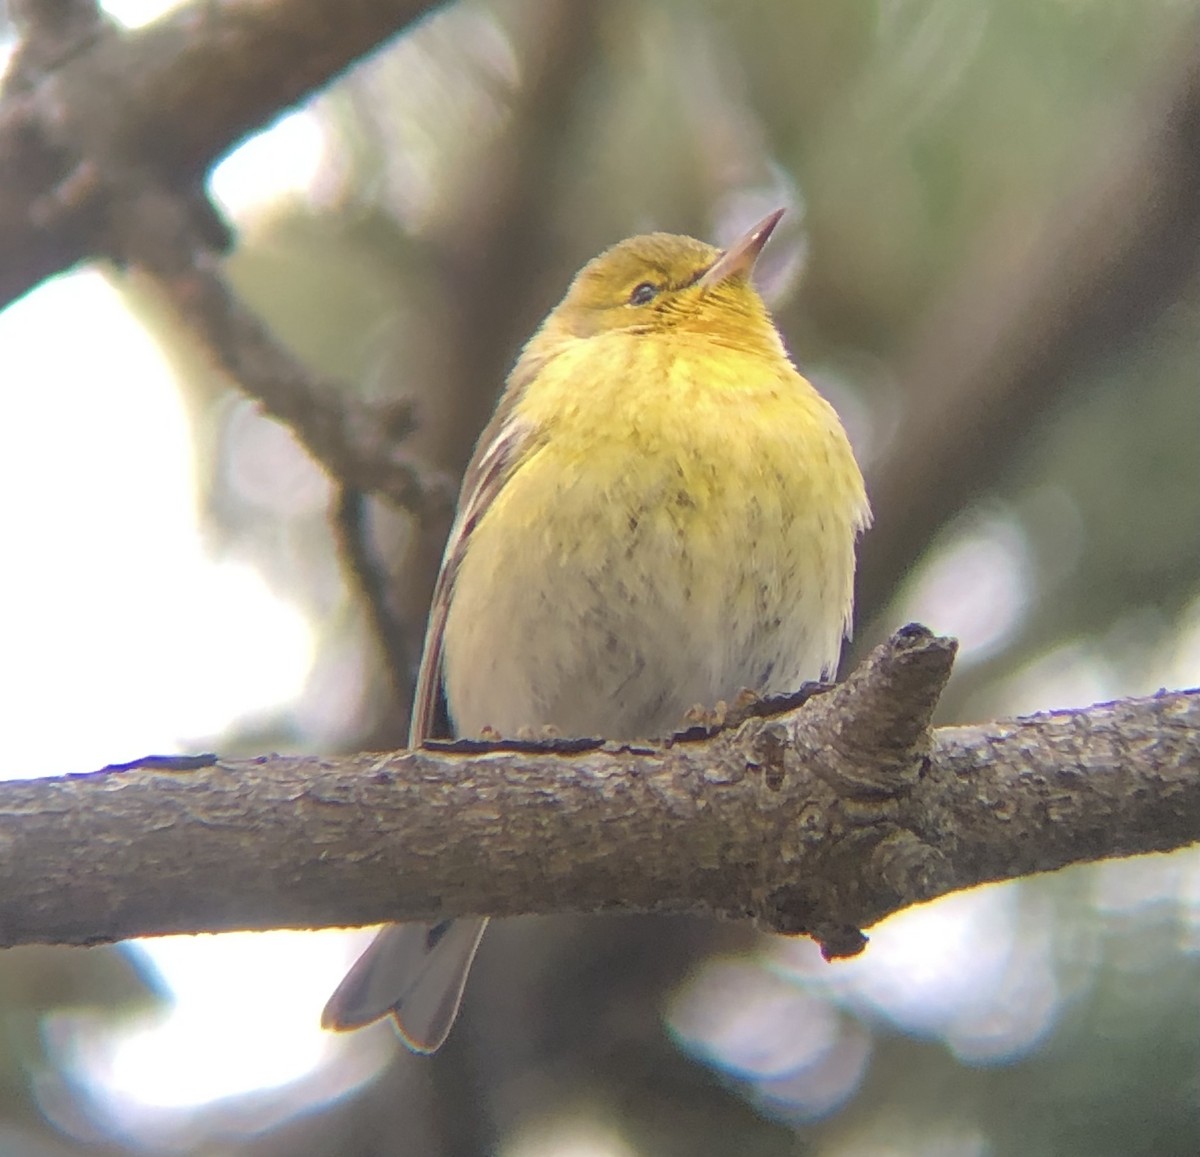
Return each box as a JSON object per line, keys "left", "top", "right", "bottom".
{"left": 698, "top": 208, "right": 785, "bottom": 290}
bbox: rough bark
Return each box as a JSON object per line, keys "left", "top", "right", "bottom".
{"left": 0, "top": 627, "right": 1195, "bottom": 955}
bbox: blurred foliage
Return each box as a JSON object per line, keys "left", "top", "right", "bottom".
{"left": 0, "top": 947, "right": 165, "bottom": 1156}
{"left": 2, "top": 0, "right": 1199, "bottom": 1153}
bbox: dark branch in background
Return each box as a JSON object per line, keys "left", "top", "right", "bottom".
{"left": 0, "top": 0, "right": 445, "bottom": 308}
{"left": 142, "top": 241, "right": 455, "bottom": 517}
{"left": 4, "top": 0, "right": 104, "bottom": 79}
{"left": 2, "top": 0, "right": 457, "bottom": 522}
{"left": 0, "top": 627, "right": 1195, "bottom": 953}
{"left": 0, "top": 0, "right": 603, "bottom": 698}
{"left": 332, "top": 485, "right": 417, "bottom": 698}
{"left": 856, "top": 24, "right": 1200, "bottom": 620}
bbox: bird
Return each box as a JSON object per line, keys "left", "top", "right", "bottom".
{"left": 321, "top": 209, "right": 871, "bottom": 1052}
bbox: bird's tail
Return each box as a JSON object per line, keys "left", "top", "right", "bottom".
{"left": 321, "top": 917, "right": 489, "bottom": 1053}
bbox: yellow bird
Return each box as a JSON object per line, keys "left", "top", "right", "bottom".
{"left": 322, "top": 210, "right": 871, "bottom": 1051}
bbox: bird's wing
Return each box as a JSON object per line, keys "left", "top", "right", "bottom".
{"left": 322, "top": 404, "right": 530, "bottom": 1043}
{"left": 408, "top": 369, "right": 543, "bottom": 745}
{"left": 322, "top": 364, "right": 546, "bottom": 1048}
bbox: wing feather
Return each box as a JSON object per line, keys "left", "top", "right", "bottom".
{"left": 408, "top": 366, "right": 543, "bottom": 745}
{"left": 324, "top": 358, "right": 547, "bottom": 1048}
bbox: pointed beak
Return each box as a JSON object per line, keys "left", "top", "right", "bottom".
{"left": 698, "top": 208, "right": 785, "bottom": 290}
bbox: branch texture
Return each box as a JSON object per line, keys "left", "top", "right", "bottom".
{"left": 0, "top": 628, "right": 1195, "bottom": 955}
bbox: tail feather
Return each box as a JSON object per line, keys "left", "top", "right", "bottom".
{"left": 321, "top": 917, "right": 489, "bottom": 1053}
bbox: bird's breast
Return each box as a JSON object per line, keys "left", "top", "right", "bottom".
{"left": 441, "top": 337, "right": 868, "bottom": 740}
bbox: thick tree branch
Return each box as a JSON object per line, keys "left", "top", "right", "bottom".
{"left": 0, "top": 627, "right": 1195, "bottom": 956}
{"left": 0, "top": 0, "right": 444, "bottom": 308}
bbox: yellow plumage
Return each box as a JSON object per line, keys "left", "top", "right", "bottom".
{"left": 445, "top": 327, "right": 867, "bottom": 739}
{"left": 323, "top": 210, "right": 870, "bottom": 1052}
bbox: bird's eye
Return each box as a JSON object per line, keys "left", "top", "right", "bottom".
{"left": 628, "top": 281, "right": 658, "bottom": 306}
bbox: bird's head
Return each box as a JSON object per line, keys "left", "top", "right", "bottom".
{"left": 540, "top": 210, "right": 787, "bottom": 357}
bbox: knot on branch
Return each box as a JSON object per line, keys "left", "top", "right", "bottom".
{"left": 789, "top": 624, "right": 957, "bottom": 800}
{"left": 872, "top": 829, "right": 953, "bottom": 902}
{"left": 744, "top": 626, "right": 958, "bottom": 958}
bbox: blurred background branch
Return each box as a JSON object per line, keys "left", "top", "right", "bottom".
{"left": 0, "top": 0, "right": 444, "bottom": 306}
{"left": 857, "top": 30, "right": 1200, "bottom": 623}
{"left": 143, "top": 242, "right": 455, "bottom": 517}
